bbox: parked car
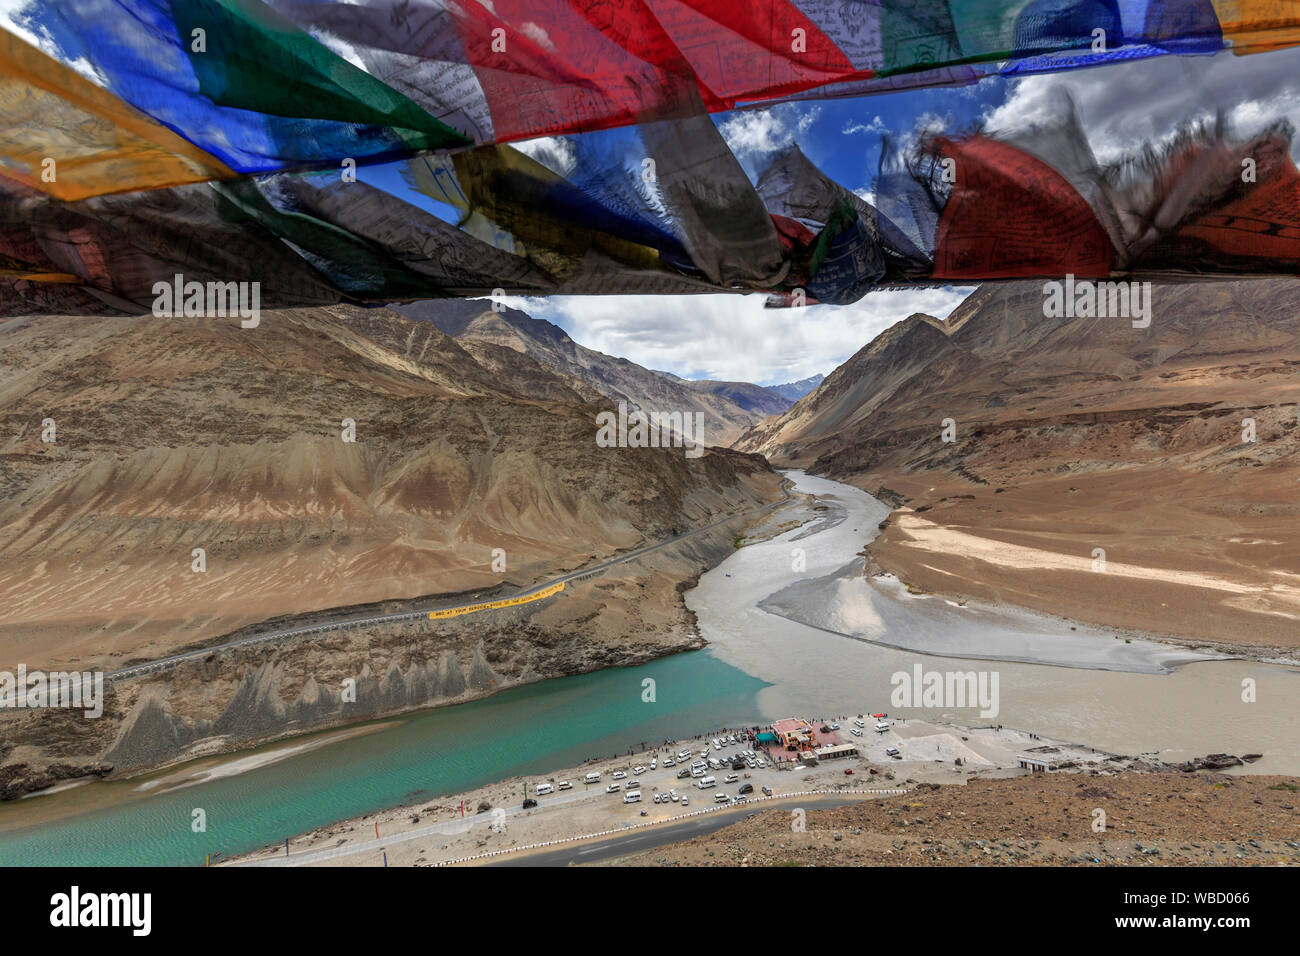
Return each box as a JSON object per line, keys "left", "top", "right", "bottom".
{"left": 829, "top": 723, "right": 841, "bottom": 731}
{"left": 738, "top": 784, "right": 754, "bottom": 795}
{"left": 522, "top": 798, "right": 538, "bottom": 809}
{"left": 606, "top": 783, "right": 621, "bottom": 793}
{"left": 885, "top": 746, "right": 901, "bottom": 757}
{"left": 669, "top": 790, "right": 678, "bottom": 801}
{"left": 850, "top": 728, "right": 864, "bottom": 738}
{"left": 677, "top": 769, "right": 691, "bottom": 779}
{"left": 633, "top": 766, "right": 647, "bottom": 775}
{"left": 724, "top": 773, "right": 739, "bottom": 784}
{"left": 681, "top": 796, "right": 688, "bottom": 806}
{"left": 612, "top": 770, "right": 627, "bottom": 779}
{"left": 677, "top": 750, "right": 693, "bottom": 761}
{"left": 761, "top": 786, "right": 773, "bottom": 796}
{"left": 557, "top": 781, "right": 572, "bottom": 791}
{"left": 663, "top": 757, "right": 674, "bottom": 767}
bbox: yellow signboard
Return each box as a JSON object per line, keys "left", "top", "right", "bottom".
{"left": 427, "top": 581, "right": 565, "bottom": 620}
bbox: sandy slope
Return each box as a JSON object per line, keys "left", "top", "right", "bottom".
{"left": 736, "top": 279, "right": 1300, "bottom": 649}
{"left": 611, "top": 771, "right": 1300, "bottom": 867}
{"left": 0, "top": 305, "right": 780, "bottom": 669}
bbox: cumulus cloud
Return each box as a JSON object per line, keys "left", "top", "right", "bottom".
{"left": 718, "top": 104, "right": 822, "bottom": 177}
{"left": 498, "top": 288, "right": 974, "bottom": 385}
{"left": 984, "top": 46, "right": 1300, "bottom": 163}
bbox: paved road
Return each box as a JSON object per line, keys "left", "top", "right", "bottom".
{"left": 109, "top": 489, "right": 791, "bottom": 684}
{"left": 484, "top": 795, "right": 865, "bottom": 867}
{"left": 234, "top": 792, "right": 870, "bottom": 867}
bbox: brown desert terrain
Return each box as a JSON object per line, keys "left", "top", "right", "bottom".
{"left": 737, "top": 279, "right": 1300, "bottom": 650}
{"left": 611, "top": 771, "right": 1300, "bottom": 866}
{"left": 0, "top": 304, "right": 783, "bottom": 794}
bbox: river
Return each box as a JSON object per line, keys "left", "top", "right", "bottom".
{"left": 0, "top": 471, "right": 1294, "bottom": 865}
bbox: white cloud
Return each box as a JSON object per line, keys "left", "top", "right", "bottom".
{"left": 842, "top": 116, "right": 885, "bottom": 135}
{"left": 520, "top": 22, "right": 556, "bottom": 51}
{"left": 718, "top": 104, "right": 822, "bottom": 176}
{"left": 512, "top": 135, "right": 577, "bottom": 177}
{"left": 499, "top": 288, "right": 974, "bottom": 385}
{"left": 984, "top": 46, "right": 1300, "bottom": 164}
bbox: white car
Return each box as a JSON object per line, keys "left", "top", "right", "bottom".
{"left": 670, "top": 790, "right": 678, "bottom": 801}
{"left": 850, "top": 728, "right": 864, "bottom": 737}
{"left": 557, "top": 781, "right": 572, "bottom": 791}
{"left": 885, "top": 746, "right": 901, "bottom": 757}
{"left": 633, "top": 766, "right": 647, "bottom": 775}
{"left": 662, "top": 757, "right": 674, "bottom": 767}
{"left": 677, "top": 750, "right": 692, "bottom": 761}
{"left": 756, "top": 759, "right": 766, "bottom": 768}
{"left": 606, "top": 783, "right": 621, "bottom": 793}
{"left": 680, "top": 796, "right": 688, "bottom": 806}
{"left": 650, "top": 759, "right": 657, "bottom": 769}
{"left": 653, "top": 793, "right": 662, "bottom": 803}
{"left": 612, "top": 770, "right": 627, "bottom": 780}
{"left": 875, "top": 722, "right": 890, "bottom": 733}
{"left": 829, "top": 723, "right": 841, "bottom": 731}
{"left": 724, "top": 773, "right": 739, "bottom": 784}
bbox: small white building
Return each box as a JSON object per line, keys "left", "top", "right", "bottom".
{"left": 1017, "top": 755, "right": 1050, "bottom": 773}
{"left": 814, "top": 743, "right": 859, "bottom": 761}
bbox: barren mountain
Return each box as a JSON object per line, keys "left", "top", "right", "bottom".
{"left": 736, "top": 279, "right": 1300, "bottom": 648}
{"left": 0, "top": 304, "right": 781, "bottom": 672}
{"left": 398, "top": 300, "right": 791, "bottom": 445}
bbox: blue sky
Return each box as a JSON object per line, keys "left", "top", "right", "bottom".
{"left": 364, "top": 46, "right": 1300, "bottom": 386}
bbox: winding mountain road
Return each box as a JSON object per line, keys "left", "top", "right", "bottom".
{"left": 108, "top": 486, "right": 792, "bottom": 684}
